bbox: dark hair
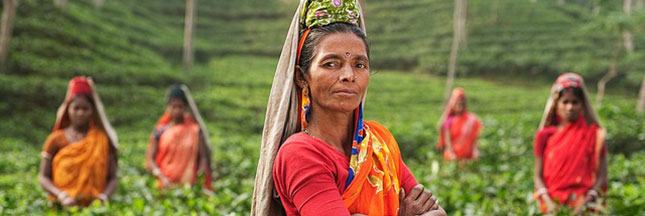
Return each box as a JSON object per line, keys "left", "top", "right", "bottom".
{"left": 167, "top": 84, "right": 188, "bottom": 105}
{"left": 558, "top": 87, "right": 584, "bottom": 101}
{"left": 298, "top": 22, "right": 370, "bottom": 74}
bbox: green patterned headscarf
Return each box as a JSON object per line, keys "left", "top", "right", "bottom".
{"left": 300, "top": 0, "right": 360, "bottom": 30}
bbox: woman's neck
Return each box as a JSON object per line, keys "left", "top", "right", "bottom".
{"left": 306, "top": 107, "right": 354, "bottom": 157}
{"left": 171, "top": 117, "right": 184, "bottom": 125}
{"left": 72, "top": 124, "right": 89, "bottom": 134}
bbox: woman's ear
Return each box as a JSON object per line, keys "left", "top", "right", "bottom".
{"left": 295, "top": 65, "right": 308, "bottom": 89}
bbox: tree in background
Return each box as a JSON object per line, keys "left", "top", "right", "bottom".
{"left": 93, "top": 0, "right": 104, "bottom": 9}
{"left": 53, "top": 0, "right": 65, "bottom": 7}
{"left": 636, "top": 1, "right": 645, "bottom": 113}
{"left": 443, "top": 0, "right": 467, "bottom": 104}
{"left": 183, "top": 0, "right": 195, "bottom": 73}
{"left": 586, "top": 0, "right": 636, "bottom": 108}
{"left": 0, "top": 0, "right": 17, "bottom": 70}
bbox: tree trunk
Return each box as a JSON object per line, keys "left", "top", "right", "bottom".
{"left": 0, "top": 0, "right": 17, "bottom": 69}
{"left": 491, "top": 0, "right": 499, "bottom": 24}
{"left": 458, "top": 0, "right": 467, "bottom": 47}
{"left": 637, "top": 73, "right": 645, "bottom": 113}
{"left": 623, "top": 0, "right": 633, "bottom": 52}
{"left": 557, "top": 0, "right": 564, "bottom": 5}
{"left": 183, "top": 0, "right": 195, "bottom": 73}
{"left": 443, "top": 0, "right": 466, "bottom": 104}
{"left": 596, "top": 42, "right": 622, "bottom": 108}
{"left": 93, "top": 0, "right": 105, "bottom": 9}
{"left": 53, "top": 0, "right": 66, "bottom": 7}
{"left": 636, "top": 0, "right": 643, "bottom": 9}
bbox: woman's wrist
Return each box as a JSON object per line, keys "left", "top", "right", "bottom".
{"left": 587, "top": 189, "right": 600, "bottom": 198}
{"left": 56, "top": 191, "right": 69, "bottom": 200}
{"left": 152, "top": 167, "right": 162, "bottom": 177}
{"left": 536, "top": 187, "right": 549, "bottom": 199}
{"left": 98, "top": 193, "right": 108, "bottom": 202}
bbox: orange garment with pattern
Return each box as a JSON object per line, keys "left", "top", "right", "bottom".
{"left": 341, "top": 121, "right": 403, "bottom": 215}
{"left": 43, "top": 125, "right": 110, "bottom": 206}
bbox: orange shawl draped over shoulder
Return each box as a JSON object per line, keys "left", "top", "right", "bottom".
{"left": 341, "top": 121, "right": 402, "bottom": 215}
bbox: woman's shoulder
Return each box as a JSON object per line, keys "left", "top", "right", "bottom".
{"left": 45, "top": 129, "right": 67, "bottom": 144}
{"left": 536, "top": 126, "right": 558, "bottom": 137}
{"left": 595, "top": 126, "right": 606, "bottom": 140}
{"left": 279, "top": 132, "right": 325, "bottom": 155}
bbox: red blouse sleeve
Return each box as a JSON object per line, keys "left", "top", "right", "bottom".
{"left": 399, "top": 159, "right": 419, "bottom": 193}
{"left": 273, "top": 140, "right": 350, "bottom": 216}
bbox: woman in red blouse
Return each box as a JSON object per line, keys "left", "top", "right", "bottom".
{"left": 533, "top": 73, "right": 608, "bottom": 214}
{"left": 251, "top": 1, "right": 446, "bottom": 215}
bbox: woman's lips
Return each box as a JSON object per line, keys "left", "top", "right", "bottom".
{"left": 334, "top": 89, "right": 358, "bottom": 97}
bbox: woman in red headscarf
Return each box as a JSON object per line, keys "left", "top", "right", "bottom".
{"left": 533, "top": 73, "right": 608, "bottom": 214}
{"left": 38, "top": 76, "right": 119, "bottom": 207}
{"left": 437, "top": 88, "right": 482, "bottom": 161}
{"left": 145, "top": 84, "right": 213, "bottom": 191}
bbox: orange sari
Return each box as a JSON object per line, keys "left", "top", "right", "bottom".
{"left": 51, "top": 124, "right": 110, "bottom": 206}
{"left": 438, "top": 88, "right": 482, "bottom": 160}
{"left": 147, "top": 113, "right": 212, "bottom": 189}
{"left": 46, "top": 76, "right": 117, "bottom": 206}
{"left": 341, "top": 121, "right": 402, "bottom": 215}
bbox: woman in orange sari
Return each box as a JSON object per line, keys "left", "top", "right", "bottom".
{"left": 38, "top": 76, "right": 119, "bottom": 207}
{"left": 533, "top": 73, "right": 608, "bottom": 214}
{"left": 437, "top": 88, "right": 482, "bottom": 161}
{"left": 251, "top": 1, "right": 446, "bottom": 215}
{"left": 146, "top": 84, "right": 213, "bottom": 191}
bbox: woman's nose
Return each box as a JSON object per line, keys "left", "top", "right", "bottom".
{"left": 339, "top": 65, "right": 355, "bottom": 82}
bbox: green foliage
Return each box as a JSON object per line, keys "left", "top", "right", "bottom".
{"left": 2, "top": 56, "right": 644, "bottom": 214}
{"left": 1, "top": 0, "right": 644, "bottom": 214}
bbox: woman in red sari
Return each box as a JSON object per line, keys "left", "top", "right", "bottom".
{"left": 146, "top": 84, "right": 213, "bottom": 192}
{"left": 251, "top": 1, "right": 446, "bottom": 215}
{"left": 533, "top": 73, "right": 608, "bottom": 214}
{"left": 437, "top": 88, "right": 482, "bottom": 161}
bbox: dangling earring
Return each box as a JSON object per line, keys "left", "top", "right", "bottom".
{"left": 301, "top": 85, "right": 311, "bottom": 130}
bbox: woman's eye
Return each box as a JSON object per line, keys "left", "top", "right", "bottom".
{"left": 356, "top": 63, "right": 366, "bottom": 69}
{"left": 324, "top": 62, "right": 337, "bottom": 67}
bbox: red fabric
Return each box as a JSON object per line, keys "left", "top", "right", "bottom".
{"left": 438, "top": 88, "right": 482, "bottom": 160}
{"left": 69, "top": 77, "right": 92, "bottom": 99}
{"left": 534, "top": 115, "right": 606, "bottom": 208}
{"left": 53, "top": 77, "right": 95, "bottom": 131}
{"left": 554, "top": 73, "right": 583, "bottom": 90}
{"left": 438, "top": 112, "right": 482, "bottom": 160}
{"left": 273, "top": 133, "right": 418, "bottom": 216}
{"left": 146, "top": 113, "right": 211, "bottom": 190}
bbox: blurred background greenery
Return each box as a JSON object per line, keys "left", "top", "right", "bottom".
{"left": 0, "top": 0, "right": 643, "bottom": 215}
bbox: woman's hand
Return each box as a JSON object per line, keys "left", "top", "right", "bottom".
{"left": 541, "top": 195, "right": 558, "bottom": 214}
{"left": 399, "top": 185, "right": 439, "bottom": 216}
{"left": 153, "top": 168, "right": 172, "bottom": 187}
{"left": 573, "top": 190, "right": 599, "bottom": 215}
{"left": 58, "top": 192, "right": 77, "bottom": 207}
{"left": 448, "top": 151, "right": 457, "bottom": 160}
{"left": 160, "top": 175, "right": 171, "bottom": 187}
